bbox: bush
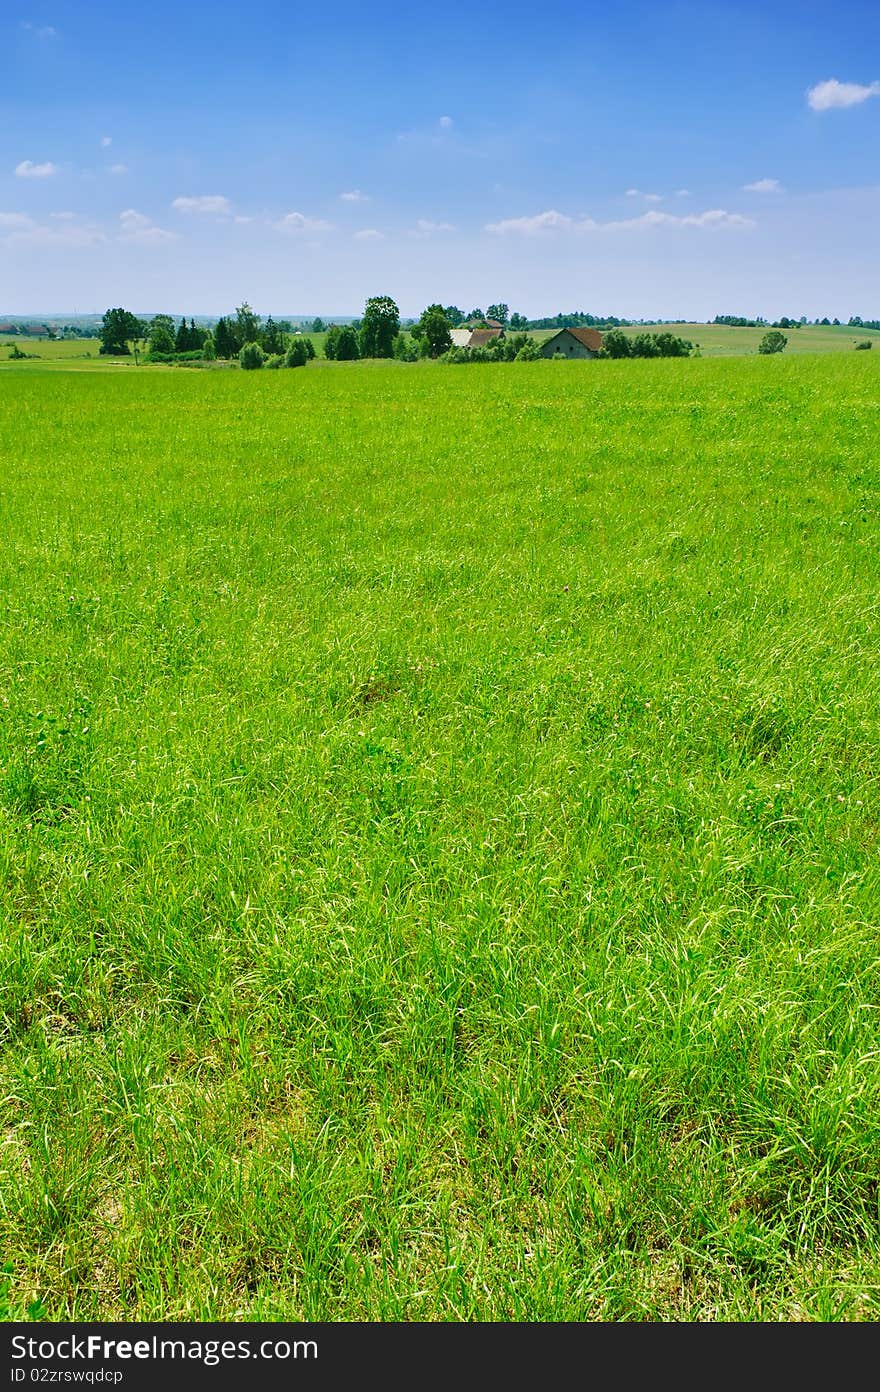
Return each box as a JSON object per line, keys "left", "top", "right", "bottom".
{"left": 515, "top": 340, "right": 540, "bottom": 361}
{"left": 145, "top": 350, "right": 206, "bottom": 364}
{"left": 265, "top": 353, "right": 285, "bottom": 369}
{"left": 239, "top": 341, "right": 265, "bottom": 370}
{"left": 758, "top": 330, "right": 787, "bottom": 355}
{"left": 302, "top": 337, "right": 315, "bottom": 360}
{"left": 285, "top": 340, "right": 308, "bottom": 368}
{"left": 653, "top": 331, "right": 693, "bottom": 357}
{"left": 202, "top": 333, "right": 216, "bottom": 361}
{"left": 393, "top": 333, "right": 420, "bottom": 361}
{"left": 598, "top": 329, "right": 631, "bottom": 358}
{"left": 855, "top": 339, "right": 873, "bottom": 351}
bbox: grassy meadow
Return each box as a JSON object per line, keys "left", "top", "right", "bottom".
{"left": 1, "top": 353, "right": 879, "bottom": 1321}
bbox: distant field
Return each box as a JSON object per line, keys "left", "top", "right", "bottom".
{"left": 1, "top": 354, "right": 879, "bottom": 1320}
{"left": 626, "top": 321, "right": 879, "bottom": 356}
{"left": 0, "top": 336, "right": 106, "bottom": 365}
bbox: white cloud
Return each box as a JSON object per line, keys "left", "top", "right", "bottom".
{"left": 626, "top": 188, "right": 662, "bottom": 201}
{"left": 744, "top": 177, "right": 782, "bottom": 193}
{"left": 487, "top": 206, "right": 754, "bottom": 235}
{"left": 486, "top": 209, "right": 575, "bottom": 235}
{"left": 274, "top": 211, "right": 333, "bottom": 233}
{"left": 119, "top": 209, "right": 176, "bottom": 245}
{"left": 109, "top": 163, "right": 128, "bottom": 176}
{"left": 15, "top": 160, "right": 58, "bottom": 178}
{"left": 340, "top": 189, "right": 368, "bottom": 201}
{"left": 101, "top": 136, "right": 112, "bottom": 148}
{"left": 172, "top": 194, "right": 231, "bottom": 215}
{"left": 354, "top": 228, "right": 383, "bottom": 240}
{"left": 676, "top": 189, "right": 691, "bottom": 197}
{"left": 415, "top": 218, "right": 455, "bottom": 235}
{"left": 606, "top": 207, "right": 755, "bottom": 231}
{"left": 807, "top": 78, "right": 880, "bottom": 111}
{"left": 439, "top": 115, "right": 453, "bottom": 128}
{"left": 22, "top": 22, "right": 57, "bottom": 38}
{"left": 0, "top": 212, "right": 33, "bottom": 229}
{"left": 234, "top": 214, "right": 254, "bottom": 224}
{"left": 625, "top": 188, "right": 640, "bottom": 197}
{"left": 50, "top": 210, "right": 75, "bottom": 220}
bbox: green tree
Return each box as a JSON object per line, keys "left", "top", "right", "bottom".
{"left": 392, "top": 332, "right": 419, "bottom": 361}
{"left": 487, "top": 303, "right": 509, "bottom": 326}
{"left": 324, "top": 325, "right": 341, "bottom": 360}
{"left": 147, "top": 316, "right": 175, "bottom": 355}
{"left": 239, "top": 341, "right": 265, "bottom": 370}
{"left": 758, "top": 330, "right": 787, "bottom": 355}
{"left": 311, "top": 317, "right": 326, "bottom": 334}
{"left": 508, "top": 312, "right": 528, "bottom": 331}
{"left": 202, "top": 332, "right": 216, "bottom": 361}
{"left": 100, "top": 307, "right": 143, "bottom": 356}
{"left": 443, "top": 305, "right": 465, "bottom": 327}
{"left": 336, "top": 325, "right": 360, "bottom": 361}
{"left": 214, "top": 317, "right": 235, "bottom": 359}
{"left": 234, "top": 303, "right": 261, "bottom": 352}
{"left": 262, "top": 316, "right": 285, "bottom": 355}
{"left": 359, "top": 295, "right": 400, "bottom": 358}
{"left": 515, "top": 340, "right": 540, "bottom": 361}
{"left": 415, "top": 304, "right": 452, "bottom": 358}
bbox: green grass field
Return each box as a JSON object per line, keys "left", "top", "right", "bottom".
{"left": 1, "top": 354, "right": 879, "bottom": 1321}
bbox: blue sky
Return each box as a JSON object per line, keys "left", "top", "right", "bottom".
{"left": 3, "top": 0, "right": 879, "bottom": 317}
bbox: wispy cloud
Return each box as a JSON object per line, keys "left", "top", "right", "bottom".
{"left": 487, "top": 207, "right": 754, "bottom": 235}
{"left": 172, "top": 194, "right": 231, "bottom": 215}
{"left": 743, "top": 177, "right": 782, "bottom": 193}
{"left": 414, "top": 218, "right": 455, "bottom": 235}
{"left": 626, "top": 188, "right": 662, "bottom": 201}
{"left": 439, "top": 115, "right": 453, "bottom": 128}
{"left": 675, "top": 189, "right": 691, "bottom": 198}
{"left": 15, "top": 160, "right": 58, "bottom": 178}
{"left": 22, "top": 22, "right": 57, "bottom": 38}
{"left": 807, "top": 78, "right": 880, "bottom": 111}
{"left": 354, "top": 227, "right": 383, "bottom": 240}
{"left": 607, "top": 207, "right": 755, "bottom": 231}
{"left": 109, "top": 163, "right": 128, "bottom": 177}
{"left": 101, "top": 136, "right": 112, "bottom": 147}
{"left": 486, "top": 209, "right": 575, "bottom": 235}
{"left": 274, "top": 211, "right": 333, "bottom": 233}
{"left": 119, "top": 209, "right": 176, "bottom": 245}
{"left": 340, "top": 189, "right": 368, "bottom": 202}
{"left": 1, "top": 212, "right": 106, "bottom": 247}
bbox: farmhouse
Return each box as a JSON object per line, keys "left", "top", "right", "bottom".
{"left": 539, "top": 327, "right": 603, "bottom": 359}
{"left": 449, "top": 326, "right": 504, "bottom": 348}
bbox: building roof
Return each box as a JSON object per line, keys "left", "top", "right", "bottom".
{"left": 484, "top": 318, "right": 503, "bottom": 329}
{"left": 468, "top": 328, "right": 502, "bottom": 348}
{"left": 450, "top": 328, "right": 472, "bottom": 348}
{"left": 547, "top": 326, "right": 603, "bottom": 352}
